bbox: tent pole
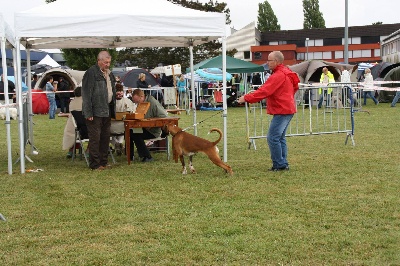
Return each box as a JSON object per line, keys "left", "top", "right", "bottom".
{"left": 189, "top": 40, "right": 197, "bottom": 136}
{"left": 1, "top": 35, "right": 12, "bottom": 175}
{"left": 15, "top": 38, "right": 25, "bottom": 173}
{"left": 222, "top": 36, "right": 228, "bottom": 162}
{"left": 26, "top": 49, "right": 35, "bottom": 155}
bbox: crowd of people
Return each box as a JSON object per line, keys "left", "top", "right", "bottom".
{"left": 15, "top": 49, "right": 396, "bottom": 173}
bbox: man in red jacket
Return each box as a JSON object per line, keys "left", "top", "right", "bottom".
{"left": 238, "top": 51, "right": 300, "bottom": 171}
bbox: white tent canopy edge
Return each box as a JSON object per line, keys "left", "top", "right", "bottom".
{"left": 14, "top": 0, "right": 228, "bottom": 173}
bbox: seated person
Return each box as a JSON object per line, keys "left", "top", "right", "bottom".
{"left": 130, "top": 88, "right": 168, "bottom": 162}
{"left": 111, "top": 84, "right": 136, "bottom": 155}
{"left": 227, "top": 84, "right": 238, "bottom": 107}
{"left": 62, "top": 86, "right": 84, "bottom": 157}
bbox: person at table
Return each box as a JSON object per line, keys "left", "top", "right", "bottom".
{"left": 110, "top": 83, "right": 136, "bottom": 156}
{"left": 130, "top": 88, "right": 168, "bottom": 162}
{"left": 137, "top": 72, "right": 163, "bottom": 103}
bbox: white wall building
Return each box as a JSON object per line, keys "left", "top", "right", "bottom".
{"left": 226, "top": 22, "right": 261, "bottom": 61}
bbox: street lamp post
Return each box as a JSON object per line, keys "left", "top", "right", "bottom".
{"left": 306, "top": 38, "right": 309, "bottom": 61}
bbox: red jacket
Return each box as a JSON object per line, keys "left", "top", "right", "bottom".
{"left": 244, "top": 64, "right": 300, "bottom": 115}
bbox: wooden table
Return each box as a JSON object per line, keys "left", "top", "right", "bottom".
{"left": 124, "top": 117, "right": 179, "bottom": 164}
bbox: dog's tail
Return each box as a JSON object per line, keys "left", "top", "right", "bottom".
{"left": 208, "top": 128, "right": 223, "bottom": 146}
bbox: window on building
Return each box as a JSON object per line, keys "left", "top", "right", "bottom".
{"left": 278, "top": 41, "right": 287, "bottom": 45}
{"left": 269, "top": 41, "right": 278, "bottom": 45}
{"left": 307, "top": 39, "right": 315, "bottom": 46}
{"left": 315, "top": 39, "right": 323, "bottom": 46}
{"left": 374, "top": 49, "right": 380, "bottom": 57}
{"left": 342, "top": 37, "right": 361, "bottom": 45}
{"left": 244, "top": 51, "right": 250, "bottom": 60}
{"left": 297, "top": 53, "right": 305, "bottom": 60}
{"left": 322, "top": 51, "right": 332, "bottom": 59}
{"left": 361, "top": 50, "right": 371, "bottom": 57}
{"left": 353, "top": 50, "right": 362, "bottom": 58}
{"left": 335, "top": 51, "right": 344, "bottom": 59}
{"left": 314, "top": 52, "right": 323, "bottom": 59}
{"left": 348, "top": 51, "right": 353, "bottom": 58}
{"left": 254, "top": 52, "right": 262, "bottom": 60}
{"left": 352, "top": 37, "right": 361, "bottom": 44}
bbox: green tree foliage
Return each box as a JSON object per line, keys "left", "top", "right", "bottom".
{"left": 61, "top": 49, "right": 118, "bottom": 71}
{"left": 303, "top": 0, "right": 326, "bottom": 29}
{"left": 257, "top": 1, "right": 280, "bottom": 32}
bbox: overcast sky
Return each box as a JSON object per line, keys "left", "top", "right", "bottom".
{"left": 2, "top": 0, "right": 399, "bottom": 32}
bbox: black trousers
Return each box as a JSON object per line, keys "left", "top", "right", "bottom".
{"left": 130, "top": 129, "right": 156, "bottom": 159}
{"left": 59, "top": 97, "right": 70, "bottom": 113}
{"left": 86, "top": 116, "right": 111, "bottom": 169}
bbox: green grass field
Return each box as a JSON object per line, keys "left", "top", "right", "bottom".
{"left": 1, "top": 102, "right": 399, "bottom": 265}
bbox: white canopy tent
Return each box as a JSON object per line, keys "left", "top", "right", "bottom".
{"left": 37, "top": 54, "right": 60, "bottom": 68}
{"left": 1, "top": 14, "right": 21, "bottom": 175}
{"left": 14, "top": 0, "right": 228, "bottom": 173}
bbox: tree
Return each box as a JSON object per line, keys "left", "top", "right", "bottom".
{"left": 257, "top": 1, "right": 280, "bottom": 32}
{"left": 61, "top": 49, "right": 118, "bottom": 71}
{"left": 303, "top": 0, "right": 325, "bottom": 29}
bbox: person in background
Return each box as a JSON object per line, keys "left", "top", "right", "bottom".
{"left": 0, "top": 74, "right": 15, "bottom": 104}
{"left": 340, "top": 66, "right": 351, "bottom": 105}
{"left": 362, "top": 68, "right": 378, "bottom": 105}
{"left": 129, "top": 88, "right": 167, "bottom": 162}
{"left": 318, "top": 67, "right": 335, "bottom": 108}
{"left": 45, "top": 75, "right": 58, "bottom": 119}
{"left": 110, "top": 83, "right": 136, "bottom": 156}
{"left": 31, "top": 74, "right": 38, "bottom": 89}
{"left": 390, "top": 89, "right": 400, "bottom": 107}
{"left": 237, "top": 51, "right": 300, "bottom": 172}
{"left": 176, "top": 74, "right": 186, "bottom": 107}
{"left": 137, "top": 73, "right": 151, "bottom": 91}
{"left": 58, "top": 76, "right": 70, "bottom": 114}
{"left": 82, "top": 50, "right": 116, "bottom": 171}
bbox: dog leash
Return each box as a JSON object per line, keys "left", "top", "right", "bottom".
{"left": 181, "top": 109, "right": 225, "bottom": 132}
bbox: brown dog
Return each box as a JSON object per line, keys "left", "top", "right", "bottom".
{"left": 164, "top": 124, "right": 233, "bottom": 175}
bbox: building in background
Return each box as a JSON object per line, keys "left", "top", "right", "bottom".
{"left": 251, "top": 23, "right": 400, "bottom": 66}
{"left": 226, "top": 22, "right": 261, "bottom": 62}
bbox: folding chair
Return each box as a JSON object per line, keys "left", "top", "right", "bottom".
{"left": 146, "top": 135, "right": 170, "bottom": 160}
{"left": 70, "top": 111, "right": 90, "bottom": 166}
{"left": 71, "top": 111, "right": 116, "bottom": 165}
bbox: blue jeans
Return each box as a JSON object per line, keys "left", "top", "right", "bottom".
{"left": 363, "top": 91, "right": 378, "bottom": 105}
{"left": 391, "top": 91, "right": 400, "bottom": 106}
{"left": 47, "top": 97, "right": 57, "bottom": 119}
{"left": 318, "top": 90, "right": 331, "bottom": 108}
{"left": 267, "top": 114, "right": 294, "bottom": 169}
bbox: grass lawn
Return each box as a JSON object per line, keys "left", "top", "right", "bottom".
{"left": 1, "top": 102, "right": 400, "bottom": 265}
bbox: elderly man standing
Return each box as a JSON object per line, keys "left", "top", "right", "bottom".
{"left": 238, "top": 51, "right": 299, "bottom": 171}
{"left": 82, "top": 51, "right": 116, "bottom": 171}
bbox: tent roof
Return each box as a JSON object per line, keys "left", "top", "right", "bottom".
{"left": 0, "top": 14, "right": 15, "bottom": 48}
{"left": 38, "top": 55, "right": 60, "bottom": 67}
{"left": 14, "top": 0, "right": 226, "bottom": 49}
{"left": 188, "top": 55, "right": 264, "bottom": 73}
{"left": 289, "top": 60, "right": 356, "bottom": 83}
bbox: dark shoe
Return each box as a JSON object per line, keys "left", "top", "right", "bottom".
{"left": 66, "top": 151, "right": 73, "bottom": 158}
{"left": 141, "top": 156, "right": 154, "bottom": 163}
{"left": 268, "top": 166, "right": 289, "bottom": 172}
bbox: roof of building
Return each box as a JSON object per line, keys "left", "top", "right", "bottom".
{"left": 261, "top": 23, "right": 400, "bottom": 42}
